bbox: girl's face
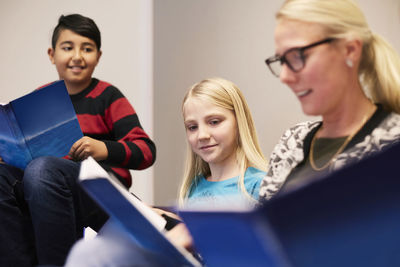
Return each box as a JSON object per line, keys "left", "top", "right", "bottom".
{"left": 48, "top": 29, "right": 102, "bottom": 93}
{"left": 274, "top": 19, "right": 349, "bottom": 117}
{"left": 183, "top": 97, "right": 239, "bottom": 169}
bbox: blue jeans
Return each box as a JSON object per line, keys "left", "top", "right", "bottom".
{"left": 0, "top": 164, "right": 36, "bottom": 267}
{"left": 0, "top": 157, "right": 108, "bottom": 266}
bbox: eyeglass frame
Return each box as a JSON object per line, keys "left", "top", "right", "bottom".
{"left": 265, "top": 38, "right": 336, "bottom": 77}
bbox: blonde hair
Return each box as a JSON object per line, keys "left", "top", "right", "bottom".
{"left": 178, "top": 77, "right": 267, "bottom": 206}
{"left": 277, "top": 0, "right": 400, "bottom": 113}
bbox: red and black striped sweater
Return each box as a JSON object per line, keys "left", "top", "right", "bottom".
{"left": 46, "top": 78, "right": 156, "bottom": 188}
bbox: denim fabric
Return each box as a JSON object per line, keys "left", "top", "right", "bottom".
{"left": 0, "top": 164, "right": 37, "bottom": 267}
{"left": 22, "top": 156, "right": 109, "bottom": 266}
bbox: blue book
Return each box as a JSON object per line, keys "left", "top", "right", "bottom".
{"left": 179, "top": 142, "right": 400, "bottom": 267}
{"left": 179, "top": 207, "right": 291, "bottom": 267}
{"left": 0, "top": 80, "right": 83, "bottom": 169}
{"left": 79, "top": 157, "right": 202, "bottom": 267}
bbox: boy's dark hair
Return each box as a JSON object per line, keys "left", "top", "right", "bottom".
{"left": 51, "top": 14, "right": 101, "bottom": 50}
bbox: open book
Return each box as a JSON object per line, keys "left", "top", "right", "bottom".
{"left": 79, "top": 157, "right": 202, "bottom": 267}
{"left": 179, "top": 142, "right": 400, "bottom": 267}
{"left": 0, "top": 80, "right": 83, "bottom": 169}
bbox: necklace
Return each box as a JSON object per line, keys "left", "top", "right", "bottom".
{"left": 309, "top": 111, "right": 373, "bottom": 171}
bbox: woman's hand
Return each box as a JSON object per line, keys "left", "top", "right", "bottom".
{"left": 69, "top": 136, "right": 108, "bottom": 161}
{"left": 152, "top": 207, "right": 181, "bottom": 221}
{"left": 166, "top": 223, "right": 194, "bottom": 252}
{"left": 151, "top": 207, "right": 194, "bottom": 251}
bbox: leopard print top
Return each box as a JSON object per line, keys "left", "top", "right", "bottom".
{"left": 259, "top": 111, "right": 400, "bottom": 201}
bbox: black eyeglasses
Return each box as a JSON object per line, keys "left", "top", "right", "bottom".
{"left": 265, "top": 38, "right": 335, "bottom": 77}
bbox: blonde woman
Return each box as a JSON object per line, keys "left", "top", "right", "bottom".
{"left": 261, "top": 0, "right": 400, "bottom": 200}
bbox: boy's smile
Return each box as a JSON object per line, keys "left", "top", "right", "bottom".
{"left": 69, "top": 65, "right": 85, "bottom": 74}
{"left": 48, "top": 29, "right": 102, "bottom": 94}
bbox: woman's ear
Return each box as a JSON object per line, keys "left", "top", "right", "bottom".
{"left": 343, "top": 38, "right": 363, "bottom": 68}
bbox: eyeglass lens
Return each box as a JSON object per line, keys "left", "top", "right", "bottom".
{"left": 269, "top": 50, "right": 304, "bottom": 77}
{"left": 266, "top": 38, "right": 335, "bottom": 77}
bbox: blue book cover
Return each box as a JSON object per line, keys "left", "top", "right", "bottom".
{"left": 79, "top": 157, "right": 202, "bottom": 267}
{"left": 179, "top": 142, "right": 400, "bottom": 267}
{"left": 0, "top": 80, "right": 83, "bottom": 169}
{"left": 262, "top": 142, "right": 400, "bottom": 267}
{"left": 179, "top": 208, "right": 291, "bottom": 267}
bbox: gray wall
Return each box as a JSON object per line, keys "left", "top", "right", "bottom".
{"left": 153, "top": 0, "right": 400, "bottom": 205}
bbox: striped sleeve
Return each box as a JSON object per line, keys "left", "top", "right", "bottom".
{"left": 81, "top": 81, "right": 156, "bottom": 170}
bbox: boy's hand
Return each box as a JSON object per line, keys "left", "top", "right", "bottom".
{"left": 0, "top": 157, "right": 4, "bottom": 164}
{"left": 69, "top": 136, "right": 108, "bottom": 161}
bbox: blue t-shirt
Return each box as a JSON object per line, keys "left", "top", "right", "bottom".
{"left": 185, "top": 167, "right": 266, "bottom": 209}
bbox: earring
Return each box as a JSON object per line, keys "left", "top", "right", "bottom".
{"left": 346, "top": 58, "right": 353, "bottom": 68}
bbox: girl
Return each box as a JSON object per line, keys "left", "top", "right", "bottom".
{"left": 179, "top": 77, "right": 267, "bottom": 209}
{"left": 65, "top": 77, "right": 267, "bottom": 266}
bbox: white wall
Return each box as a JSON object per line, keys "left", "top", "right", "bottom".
{"left": 0, "top": 0, "right": 154, "bottom": 203}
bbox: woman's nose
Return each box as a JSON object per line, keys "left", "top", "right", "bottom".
{"left": 280, "top": 64, "right": 297, "bottom": 84}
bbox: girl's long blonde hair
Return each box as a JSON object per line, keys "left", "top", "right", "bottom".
{"left": 178, "top": 78, "right": 267, "bottom": 206}
{"left": 277, "top": 0, "right": 400, "bottom": 113}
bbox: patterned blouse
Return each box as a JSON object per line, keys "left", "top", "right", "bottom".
{"left": 259, "top": 105, "right": 400, "bottom": 201}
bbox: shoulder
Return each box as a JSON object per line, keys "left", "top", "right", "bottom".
{"left": 366, "top": 111, "right": 400, "bottom": 146}
{"left": 244, "top": 168, "right": 265, "bottom": 188}
{"left": 244, "top": 168, "right": 265, "bottom": 195}
{"left": 244, "top": 167, "right": 266, "bottom": 183}
{"left": 270, "top": 120, "right": 320, "bottom": 158}
{"left": 97, "top": 79, "right": 120, "bottom": 92}
{"left": 367, "top": 111, "right": 400, "bottom": 144}
{"left": 259, "top": 121, "right": 320, "bottom": 201}
{"left": 280, "top": 121, "right": 320, "bottom": 141}
{"left": 379, "top": 112, "right": 400, "bottom": 129}
{"left": 87, "top": 79, "right": 124, "bottom": 99}
{"left": 333, "top": 112, "right": 400, "bottom": 169}
{"left": 188, "top": 175, "right": 206, "bottom": 192}
{"left": 245, "top": 167, "right": 266, "bottom": 177}
{"left": 36, "top": 81, "right": 56, "bottom": 90}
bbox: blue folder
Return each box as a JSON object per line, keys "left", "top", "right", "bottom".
{"left": 0, "top": 80, "right": 82, "bottom": 169}
{"left": 179, "top": 142, "right": 400, "bottom": 267}
{"left": 79, "top": 157, "right": 202, "bottom": 267}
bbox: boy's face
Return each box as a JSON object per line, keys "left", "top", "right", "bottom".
{"left": 48, "top": 29, "right": 102, "bottom": 92}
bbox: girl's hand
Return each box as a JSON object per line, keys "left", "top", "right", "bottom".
{"left": 69, "top": 136, "right": 108, "bottom": 161}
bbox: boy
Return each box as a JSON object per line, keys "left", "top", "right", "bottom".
{"left": 0, "top": 14, "right": 156, "bottom": 266}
